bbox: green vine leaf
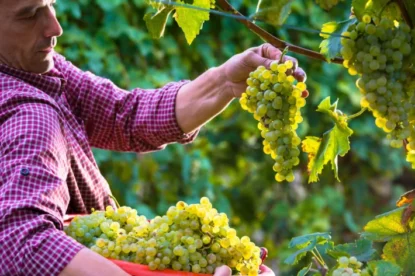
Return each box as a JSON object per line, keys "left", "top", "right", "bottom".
{"left": 302, "top": 97, "right": 353, "bottom": 183}
{"left": 382, "top": 232, "right": 415, "bottom": 274}
{"left": 403, "top": 0, "right": 415, "bottom": 26}
{"left": 362, "top": 207, "right": 415, "bottom": 242}
{"left": 144, "top": 7, "right": 174, "bottom": 39}
{"left": 250, "top": 0, "right": 293, "bottom": 27}
{"left": 319, "top": 18, "right": 357, "bottom": 61}
{"left": 297, "top": 263, "right": 312, "bottom": 276}
{"left": 352, "top": 0, "right": 401, "bottom": 22}
{"left": 174, "top": 0, "right": 211, "bottom": 44}
{"left": 367, "top": 260, "right": 402, "bottom": 276}
{"left": 284, "top": 232, "right": 331, "bottom": 265}
{"left": 328, "top": 239, "right": 376, "bottom": 262}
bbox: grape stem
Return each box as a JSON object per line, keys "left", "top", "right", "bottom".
{"left": 394, "top": 0, "right": 413, "bottom": 28}
{"left": 279, "top": 46, "right": 290, "bottom": 63}
{"left": 311, "top": 249, "right": 325, "bottom": 268}
{"left": 347, "top": 108, "right": 367, "bottom": 120}
{"left": 311, "top": 256, "right": 328, "bottom": 276}
{"left": 215, "top": 0, "right": 344, "bottom": 64}
{"left": 109, "top": 194, "right": 121, "bottom": 209}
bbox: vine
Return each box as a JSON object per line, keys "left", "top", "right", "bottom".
{"left": 142, "top": 0, "right": 415, "bottom": 274}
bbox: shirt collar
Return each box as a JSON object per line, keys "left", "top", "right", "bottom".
{"left": 0, "top": 54, "right": 65, "bottom": 100}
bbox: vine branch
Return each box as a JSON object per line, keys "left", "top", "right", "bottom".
{"left": 215, "top": 0, "right": 344, "bottom": 64}
{"left": 395, "top": 0, "right": 413, "bottom": 28}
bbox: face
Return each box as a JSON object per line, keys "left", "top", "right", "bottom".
{"left": 0, "top": 0, "right": 63, "bottom": 74}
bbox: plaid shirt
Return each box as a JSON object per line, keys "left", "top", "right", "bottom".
{"left": 0, "top": 53, "right": 197, "bottom": 276}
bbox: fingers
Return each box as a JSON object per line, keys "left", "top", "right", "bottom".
{"left": 214, "top": 265, "right": 232, "bottom": 276}
{"left": 249, "top": 43, "right": 307, "bottom": 82}
{"left": 259, "top": 43, "right": 282, "bottom": 61}
{"left": 293, "top": 67, "right": 307, "bottom": 82}
{"left": 259, "top": 265, "right": 276, "bottom": 276}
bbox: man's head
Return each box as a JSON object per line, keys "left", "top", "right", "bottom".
{"left": 0, "top": 0, "right": 63, "bottom": 74}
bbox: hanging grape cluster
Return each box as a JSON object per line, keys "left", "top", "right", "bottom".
{"left": 333, "top": 256, "right": 370, "bottom": 276}
{"left": 341, "top": 15, "right": 415, "bottom": 168}
{"left": 65, "top": 198, "right": 262, "bottom": 275}
{"left": 240, "top": 60, "right": 307, "bottom": 182}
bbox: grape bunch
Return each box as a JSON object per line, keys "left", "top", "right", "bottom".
{"left": 340, "top": 15, "right": 415, "bottom": 168}
{"left": 332, "top": 256, "right": 370, "bottom": 276}
{"left": 65, "top": 197, "right": 263, "bottom": 275}
{"left": 240, "top": 60, "right": 307, "bottom": 182}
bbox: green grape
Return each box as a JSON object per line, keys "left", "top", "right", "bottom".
{"left": 341, "top": 16, "right": 415, "bottom": 169}
{"left": 66, "top": 197, "right": 263, "bottom": 275}
{"left": 240, "top": 60, "right": 307, "bottom": 182}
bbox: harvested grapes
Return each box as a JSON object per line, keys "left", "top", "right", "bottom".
{"left": 65, "top": 197, "right": 263, "bottom": 275}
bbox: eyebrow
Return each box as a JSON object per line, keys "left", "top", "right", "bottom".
{"left": 15, "top": 5, "right": 39, "bottom": 17}
{"left": 14, "top": 1, "right": 56, "bottom": 18}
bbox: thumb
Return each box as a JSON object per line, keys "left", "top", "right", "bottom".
{"left": 214, "top": 265, "right": 232, "bottom": 276}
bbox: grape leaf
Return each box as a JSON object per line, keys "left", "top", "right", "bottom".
{"left": 250, "top": 0, "right": 293, "bottom": 27}
{"left": 285, "top": 238, "right": 317, "bottom": 265}
{"left": 144, "top": 7, "right": 174, "bottom": 39}
{"left": 319, "top": 18, "right": 357, "bottom": 61}
{"left": 382, "top": 232, "right": 415, "bottom": 274}
{"left": 367, "top": 260, "right": 402, "bottom": 276}
{"left": 403, "top": 0, "right": 415, "bottom": 27}
{"left": 361, "top": 207, "right": 415, "bottom": 242}
{"left": 174, "top": 0, "right": 210, "bottom": 44}
{"left": 288, "top": 232, "right": 332, "bottom": 248}
{"left": 328, "top": 239, "right": 376, "bottom": 262}
{"left": 352, "top": 0, "right": 401, "bottom": 22}
{"left": 284, "top": 232, "right": 331, "bottom": 265}
{"left": 396, "top": 189, "right": 415, "bottom": 207}
{"left": 297, "top": 263, "right": 312, "bottom": 276}
{"left": 302, "top": 97, "right": 353, "bottom": 183}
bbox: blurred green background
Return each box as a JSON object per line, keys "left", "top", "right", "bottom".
{"left": 55, "top": 0, "right": 414, "bottom": 274}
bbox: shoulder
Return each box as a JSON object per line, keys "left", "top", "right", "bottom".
{"left": 0, "top": 87, "right": 63, "bottom": 136}
{"left": 53, "top": 52, "right": 85, "bottom": 83}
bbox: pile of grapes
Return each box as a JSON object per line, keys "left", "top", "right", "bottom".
{"left": 333, "top": 256, "right": 369, "bottom": 276}
{"left": 240, "top": 60, "right": 307, "bottom": 182}
{"left": 65, "top": 198, "right": 263, "bottom": 275}
{"left": 341, "top": 15, "right": 415, "bottom": 168}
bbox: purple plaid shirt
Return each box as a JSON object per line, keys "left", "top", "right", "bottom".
{"left": 0, "top": 52, "right": 197, "bottom": 276}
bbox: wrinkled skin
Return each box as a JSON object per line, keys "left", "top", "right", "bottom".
{"left": 0, "top": 0, "right": 63, "bottom": 74}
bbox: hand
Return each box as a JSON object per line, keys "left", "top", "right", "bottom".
{"left": 214, "top": 265, "right": 232, "bottom": 276}
{"left": 218, "top": 43, "right": 307, "bottom": 98}
{"left": 213, "top": 265, "right": 276, "bottom": 276}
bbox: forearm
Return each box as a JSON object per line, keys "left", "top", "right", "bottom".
{"left": 175, "top": 67, "right": 233, "bottom": 133}
{"left": 60, "top": 248, "right": 130, "bottom": 276}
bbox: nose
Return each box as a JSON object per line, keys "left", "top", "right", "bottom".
{"left": 43, "top": 5, "right": 63, "bottom": 38}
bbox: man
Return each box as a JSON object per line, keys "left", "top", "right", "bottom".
{"left": 0, "top": 0, "right": 306, "bottom": 275}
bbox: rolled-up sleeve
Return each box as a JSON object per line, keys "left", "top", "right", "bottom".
{"left": 0, "top": 97, "right": 84, "bottom": 276}
{"left": 55, "top": 54, "right": 199, "bottom": 153}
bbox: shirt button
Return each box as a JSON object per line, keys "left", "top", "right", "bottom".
{"left": 20, "top": 168, "right": 30, "bottom": 176}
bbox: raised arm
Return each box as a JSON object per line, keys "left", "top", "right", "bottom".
{"left": 175, "top": 43, "right": 307, "bottom": 133}
{"left": 55, "top": 54, "right": 198, "bottom": 153}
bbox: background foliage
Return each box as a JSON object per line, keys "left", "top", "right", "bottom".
{"left": 55, "top": 0, "right": 414, "bottom": 274}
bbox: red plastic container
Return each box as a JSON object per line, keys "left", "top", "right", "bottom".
{"left": 64, "top": 215, "right": 272, "bottom": 276}
{"left": 109, "top": 259, "right": 211, "bottom": 276}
